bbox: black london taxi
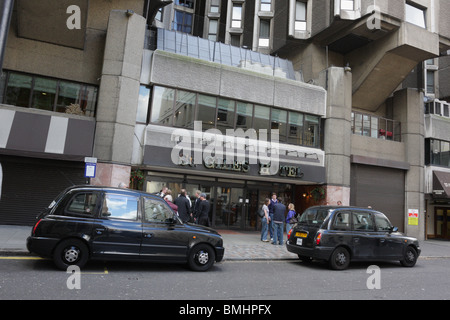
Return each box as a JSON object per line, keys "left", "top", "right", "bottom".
{"left": 286, "top": 206, "right": 421, "bottom": 270}
{"left": 27, "top": 186, "right": 224, "bottom": 271}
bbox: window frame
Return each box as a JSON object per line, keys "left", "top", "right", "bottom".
{"left": 63, "top": 191, "right": 101, "bottom": 217}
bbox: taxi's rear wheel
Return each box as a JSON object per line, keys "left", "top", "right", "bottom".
{"left": 53, "top": 239, "right": 89, "bottom": 270}
{"left": 329, "top": 247, "right": 350, "bottom": 270}
{"left": 188, "top": 244, "right": 215, "bottom": 271}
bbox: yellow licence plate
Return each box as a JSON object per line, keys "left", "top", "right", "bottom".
{"left": 296, "top": 232, "right": 307, "bottom": 238}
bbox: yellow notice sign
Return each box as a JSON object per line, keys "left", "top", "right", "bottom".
{"left": 408, "top": 209, "right": 419, "bottom": 226}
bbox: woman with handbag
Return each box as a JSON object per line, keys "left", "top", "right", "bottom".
{"left": 260, "top": 198, "right": 270, "bottom": 242}
{"left": 285, "top": 203, "right": 297, "bottom": 234}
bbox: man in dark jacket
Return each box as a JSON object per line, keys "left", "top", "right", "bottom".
{"left": 272, "top": 197, "right": 286, "bottom": 245}
{"left": 174, "top": 189, "right": 191, "bottom": 223}
{"left": 196, "top": 193, "right": 210, "bottom": 227}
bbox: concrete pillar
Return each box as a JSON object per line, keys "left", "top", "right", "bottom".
{"left": 393, "top": 88, "right": 425, "bottom": 240}
{"left": 323, "top": 67, "right": 353, "bottom": 205}
{"left": 92, "top": 10, "right": 146, "bottom": 187}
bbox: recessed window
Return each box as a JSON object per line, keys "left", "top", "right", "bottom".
{"left": 341, "top": 0, "right": 354, "bottom": 10}
{"left": 259, "top": 20, "right": 270, "bottom": 47}
{"left": 295, "top": 1, "right": 307, "bottom": 31}
{"left": 174, "top": 0, "right": 195, "bottom": 9}
{"left": 232, "top": 3, "right": 243, "bottom": 28}
{"left": 210, "top": 0, "right": 220, "bottom": 13}
{"left": 405, "top": 2, "right": 426, "bottom": 28}
{"left": 261, "top": 0, "right": 271, "bottom": 11}
{"left": 3, "top": 71, "right": 97, "bottom": 117}
{"left": 173, "top": 10, "right": 193, "bottom": 33}
{"left": 208, "top": 19, "right": 218, "bottom": 41}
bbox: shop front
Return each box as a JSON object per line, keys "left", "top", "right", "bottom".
{"left": 426, "top": 170, "right": 450, "bottom": 239}
{"left": 139, "top": 124, "right": 326, "bottom": 231}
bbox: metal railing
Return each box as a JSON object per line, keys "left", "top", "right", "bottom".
{"left": 145, "top": 28, "right": 297, "bottom": 80}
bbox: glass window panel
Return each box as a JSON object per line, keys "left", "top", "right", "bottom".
{"left": 271, "top": 108, "right": 287, "bottom": 142}
{"left": 5, "top": 72, "right": 32, "bottom": 107}
{"left": 304, "top": 115, "right": 319, "bottom": 147}
{"left": 371, "top": 116, "right": 378, "bottom": 138}
{"left": 67, "top": 193, "right": 98, "bottom": 216}
{"left": 82, "top": 86, "right": 98, "bottom": 117}
{"left": 174, "top": 10, "right": 193, "bottom": 33}
{"left": 217, "top": 98, "right": 235, "bottom": 132}
{"left": 261, "top": 0, "right": 271, "bottom": 11}
{"left": 288, "top": 111, "right": 304, "bottom": 145}
{"left": 431, "top": 139, "right": 440, "bottom": 165}
{"left": 405, "top": 3, "right": 426, "bottom": 28}
{"left": 144, "top": 197, "right": 175, "bottom": 223}
{"left": 355, "top": 113, "right": 362, "bottom": 135}
{"left": 232, "top": 3, "right": 242, "bottom": 28}
{"left": 102, "top": 193, "right": 139, "bottom": 221}
{"left": 136, "top": 86, "right": 150, "bottom": 123}
{"left": 260, "top": 19, "right": 270, "bottom": 38}
{"left": 174, "top": 90, "right": 196, "bottom": 129}
{"left": 210, "top": 0, "right": 220, "bottom": 12}
{"left": 56, "top": 81, "right": 82, "bottom": 114}
{"left": 174, "top": 0, "right": 195, "bottom": 9}
{"left": 197, "top": 94, "right": 217, "bottom": 130}
{"left": 32, "top": 77, "right": 57, "bottom": 111}
{"left": 441, "top": 141, "right": 450, "bottom": 167}
{"left": 296, "top": 1, "right": 306, "bottom": 20}
{"left": 341, "top": 0, "right": 354, "bottom": 10}
{"left": 236, "top": 102, "right": 253, "bottom": 130}
{"left": 427, "top": 70, "right": 435, "bottom": 93}
{"left": 253, "top": 105, "right": 270, "bottom": 132}
{"left": 150, "top": 86, "right": 175, "bottom": 126}
{"left": 363, "top": 115, "right": 370, "bottom": 136}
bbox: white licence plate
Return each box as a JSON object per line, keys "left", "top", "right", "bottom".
{"left": 296, "top": 238, "right": 303, "bottom": 246}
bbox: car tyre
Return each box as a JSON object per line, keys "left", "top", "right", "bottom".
{"left": 188, "top": 244, "right": 215, "bottom": 271}
{"left": 400, "top": 246, "right": 418, "bottom": 267}
{"left": 53, "top": 239, "right": 89, "bottom": 270}
{"left": 329, "top": 247, "right": 350, "bottom": 270}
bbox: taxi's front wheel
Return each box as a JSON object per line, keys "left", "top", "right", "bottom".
{"left": 188, "top": 244, "right": 215, "bottom": 271}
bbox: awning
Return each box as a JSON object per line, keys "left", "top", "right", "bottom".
{"left": 433, "top": 171, "right": 450, "bottom": 198}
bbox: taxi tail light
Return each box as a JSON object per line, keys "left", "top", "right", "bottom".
{"left": 288, "top": 229, "right": 293, "bottom": 240}
{"left": 33, "top": 219, "right": 42, "bottom": 236}
{"left": 315, "top": 232, "right": 322, "bottom": 245}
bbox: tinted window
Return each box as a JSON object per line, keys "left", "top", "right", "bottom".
{"left": 332, "top": 212, "right": 351, "bottom": 231}
{"left": 353, "top": 211, "right": 374, "bottom": 231}
{"left": 143, "top": 197, "right": 174, "bottom": 223}
{"left": 101, "top": 193, "right": 139, "bottom": 221}
{"left": 299, "top": 208, "right": 329, "bottom": 226}
{"left": 375, "top": 214, "right": 393, "bottom": 231}
{"left": 66, "top": 192, "right": 98, "bottom": 216}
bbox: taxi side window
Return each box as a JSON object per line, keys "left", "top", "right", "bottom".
{"left": 101, "top": 193, "right": 139, "bottom": 221}
{"left": 332, "top": 211, "right": 351, "bottom": 231}
{"left": 352, "top": 211, "right": 374, "bottom": 231}
{"left": 143, "top": 197, "right": 173, "bottom": 223}
{"left": 375, "top": 214, "right": 393, "bottom": 231}
{"left": 66, "top": 192, "right": 99, "bottom": 216}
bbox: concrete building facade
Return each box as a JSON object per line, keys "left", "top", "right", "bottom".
{"left": 0, "top": 0, "right": 450, "bottom": 240}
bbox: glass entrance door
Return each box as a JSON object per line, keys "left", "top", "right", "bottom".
{"left": 436, "top": 208, "right": 450, "bottom": 239}
{"left": 214, "top": 186, "right": 244, "bottom": 229}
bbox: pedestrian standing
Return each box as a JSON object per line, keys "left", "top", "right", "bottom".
{"left": 192, "top": 190, "right": 201, "bottom": 223}
{"left": 196, "top": 193, "right": 210, "bottom": 227}
{"left": 268, "top": 193, "right": 278, "bottom": 241}
{"left": 285, "top": 203, "right": 296, "bottom": 234}
{"left": 164, "top": 194, "right": 178, "bottom": 213}
{"left": 260, "top": 198, "right": 270, "bottom": 242}
{"left": 272, "top": 197, "right": 286, "bottom": 245}
{"left": 174, "top": 189, "right": 191, "bottom": 223}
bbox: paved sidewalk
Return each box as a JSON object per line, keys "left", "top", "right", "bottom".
{"left": 2, "top": 225, "right": 450, "bottom": 261}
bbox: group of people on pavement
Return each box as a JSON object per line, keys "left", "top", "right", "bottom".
{"left": 158, "top": 187, "right": 211, "bottom": 227}
{"left": 260, "top": 193, "right": 297, "bottom": 245}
